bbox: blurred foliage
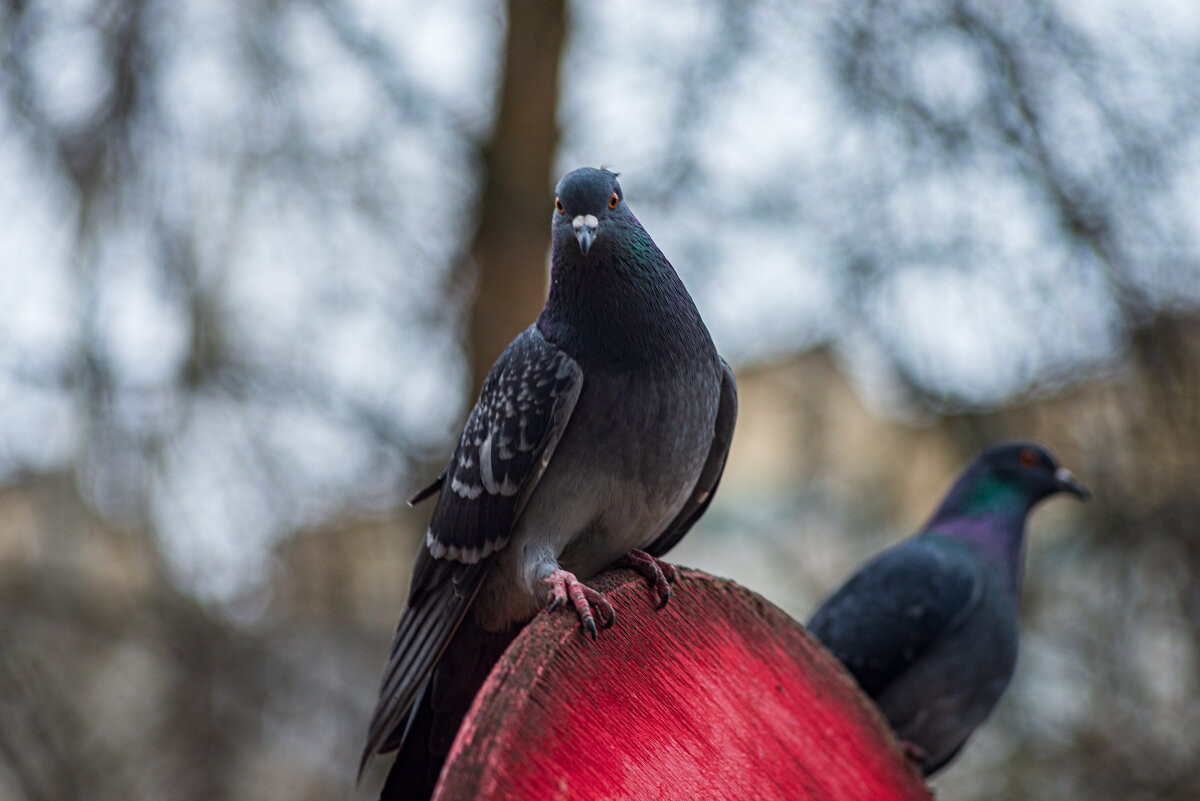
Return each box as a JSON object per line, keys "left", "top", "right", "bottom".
{"left": 0, "top": 0, "right": 1198, "bottom": 799}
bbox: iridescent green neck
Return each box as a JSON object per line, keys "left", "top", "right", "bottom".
{"left": 925, "top": 475, "right": 1033, "bottom": 591}
{"left": 944, "top": 476, "right": 1029, "bottom": 519}
{"left": 538, "top": 215, "right": 707, "bottom": 367}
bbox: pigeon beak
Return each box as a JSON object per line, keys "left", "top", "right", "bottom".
{"left": 1054, "top": 467, "right": 1091, "bottom": 500}
{"left": 572, "top": 214, "right": 598, "bottom": 256}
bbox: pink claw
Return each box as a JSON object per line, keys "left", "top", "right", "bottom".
{"left": 613, "top": 549, "right": 677, "bottom": 608}
{"left": 900, "top": 739, "right": 929, "bottom": 768}
{"left": 542, "top": 569, "right": 616, "bottom": 639}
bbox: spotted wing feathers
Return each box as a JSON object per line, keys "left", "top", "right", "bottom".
{"left": 360, "top": 326, "right": 582, "bottom": 776}
{"left": 421, "top": 325, "right": 582, "bottom": 566}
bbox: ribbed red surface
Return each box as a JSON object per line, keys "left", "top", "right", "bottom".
{"left": 434, "top": 568, "right": 932, "bottom": 801}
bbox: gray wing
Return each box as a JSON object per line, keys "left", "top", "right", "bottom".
{"left": 645, "top": 358, "right": 737, "bottom": 557}
{"left": 806, "top": 536, "right": 983, "bottom": 698}
{"left": 360, "top": 325, "right": 582, "bottom": 774}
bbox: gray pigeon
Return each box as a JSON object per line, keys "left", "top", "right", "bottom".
{"left": 362, "top": 168, "right": 738, "bottom": 799}
{"left": 807, "top": 442, "right": 1089, "bottom": 776}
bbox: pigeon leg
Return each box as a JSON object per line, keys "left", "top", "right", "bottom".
{"left": 612, "top": 549, "right": 677, "bottom": 608}
{"left": 542, "top": 569, "right": 616, "bottom": 639}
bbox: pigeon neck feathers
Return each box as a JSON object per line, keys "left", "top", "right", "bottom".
{"left": 538, "top": 207, "right": 710, "bottom": 369}
{"left": 922, "top": 473, "right": 1033, "bottom": 590}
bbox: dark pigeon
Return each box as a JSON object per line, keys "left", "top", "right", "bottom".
{"left": 362, "top": 168, "right": 738, "bottom": 799}
{"left": 807, "top": 442, "right": 1089, "bottom": 776}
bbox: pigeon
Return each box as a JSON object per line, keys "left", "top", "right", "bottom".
{"left": 806, "top": 442, "right": 1089, "bottom": 777}
{"left": 362, "top": 167, "right": 738, "bottom": 799}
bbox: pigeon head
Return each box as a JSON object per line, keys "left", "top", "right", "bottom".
{"left": 551, "top": 168, "right": 627, "bottom": 258}
{"left": 951, "top": 442, "right": 1090, "bottom": 509}
{"left": 924, "top": 441, "right": 1089, "bottom": 580}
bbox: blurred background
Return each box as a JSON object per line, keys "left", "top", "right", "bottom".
{"left": 1, "top": 0, "right": 1198, "bottom": 799}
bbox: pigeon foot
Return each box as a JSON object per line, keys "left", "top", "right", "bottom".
{"left": 900, "top": 739, "right": 929, "bottom": 769}
{"left": 542, "top": 569, "right": 616, "bottom": 639}
{"left": 613, "top": 549, "right": 677, "bottom": 608}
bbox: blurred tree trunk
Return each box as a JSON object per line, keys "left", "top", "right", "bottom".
{"left": 467, "top": 0, "right": 566, "bottom": 390}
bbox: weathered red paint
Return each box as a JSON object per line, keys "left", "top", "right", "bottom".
{"left": 434, "top": 569, "right": 933, "bottom": 801}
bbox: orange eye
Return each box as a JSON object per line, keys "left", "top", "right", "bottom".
{"left": 555, "top": 198, "right": 565, "bottom": 213}
{"left": 608, "top": 192, "right": 619, "bottom": 209}
{"left": 1019, "top": 449, "right": 1039, "bottom": 468}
